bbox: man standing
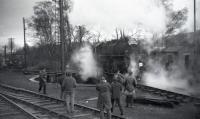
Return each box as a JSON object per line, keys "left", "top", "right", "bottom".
{"left": 111, "top": 75, "right": 124, "bottom": 115}
{"left": 124, "top": 72, "right": 137, "bottom": 108}
{"left": 38, "top": 69, "right": 47, "bottom": 94}
{"left": 96, "top": 76, "right": 112, "bottom": 119}
{"left": 61, "top": 70, "right": 77, "bottom": 113}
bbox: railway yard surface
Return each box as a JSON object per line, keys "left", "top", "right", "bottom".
{"left": 0, "top": 70, "right": 200, "bottom": 119}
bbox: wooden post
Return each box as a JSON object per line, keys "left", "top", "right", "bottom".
{"left": 23, "top": 17, "right": 27, "bottom": 68}
{"left": 59, "top": 0, "right": 65, "bottom": 73}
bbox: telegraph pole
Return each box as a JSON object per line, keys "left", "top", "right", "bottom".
{"left": 194, "top": 0, "right": 196, "bottom": 33}
{"left": 8, "top": 37, "right": 14, "bottom": 63}
{"left": 23, "top": 17, "right": 27, "bottom": 68}
{"left": 59, "top": 0, "right": 65, "bottom": 73}
{"left": 9, "top": 38, "right": 14, "bottom": 56}
{"left": 4, "top": 45, "right": 7, "bottom": 61}
{"left": 194, "top": 0, "right": 197, "bottom": 55}
{"left": 193, "top": 0, "right": 199, "bottom": 81}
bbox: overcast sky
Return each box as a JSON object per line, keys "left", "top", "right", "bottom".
{"left": 0, "top": 0, "right": 199, "bottom": 49}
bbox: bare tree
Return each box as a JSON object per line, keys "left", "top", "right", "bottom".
{"left": 161, "top": 0, "right": 188, "bottom": 35}
{"left": 165, "top": 8, "right": 188, "bottom": 35}
{"left": 28, "top": 0, "right": 72, "bottom": 58}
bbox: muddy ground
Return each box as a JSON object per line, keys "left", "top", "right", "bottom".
{"left": 0, "top": 70, "right": 198, "bottom": 119}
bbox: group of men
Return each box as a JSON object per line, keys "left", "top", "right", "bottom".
{"left": 38, "top": 68, "right": 137, "bottom": 119}
{"left": 96, "top": 72, "right": 137, "bottom": 119}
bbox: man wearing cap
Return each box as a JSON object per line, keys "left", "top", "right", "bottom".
{"left": 124, "top": 72, "right": 137, "bottom": 107}
{"left": 61, "top": 69, "right": 77, "bottom": 113}
{"left": 96, "top": 76, "right": 112, "bottom": 119}
{"left": 38, "top": 69, "right": 47, "bottom": 94}
{"left": 111, "top": 74, "right": 124, "bottom": 115}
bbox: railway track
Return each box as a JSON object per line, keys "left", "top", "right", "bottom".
{"left": 74, "top": 84, "right": 200, "bottom": 106}
{"left": 104, "top": 71, "right": 200, "bottom": 104}
{"left": 0, "top": 93, "right": 38, "bottom": 119}
{"left": 23, "top": 70, "right": 200, "bottom": 104}
{"left": 0, "top": 84, "right": 125, "bottom": 119}
{"left": 137, "top": 84, "right": 200, "bottom": 104}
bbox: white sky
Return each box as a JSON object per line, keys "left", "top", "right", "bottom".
{"left": 0, "top": 0, "right": 199, "bottom": 49}
{"left": 69, "top": 0, "right": 200, "bottom": 39}
{"left": 0, "top": 0, "right": 41, "bottom": 48}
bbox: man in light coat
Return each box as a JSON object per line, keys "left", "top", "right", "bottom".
{"left": 61, "top": 70, "right": 77, "bottom": 113}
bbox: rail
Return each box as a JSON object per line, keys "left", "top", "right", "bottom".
{"left": 0, "top": 84, "right": 125, "bottom": 119}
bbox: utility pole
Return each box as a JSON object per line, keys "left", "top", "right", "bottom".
{"left": 4, "top": 45, "right": 7, "bottom": 61}
{"left": 194, "top": 0, "right": 196, "bottom": 33}
{"left": 59, "top": 0, "right": 65, "bottom": 73}
{"left": 9, "top": 38, "right": 14, "bottom": 56}
{"left": 194, "top": 0, "right": 197, "bottom": 55}
{"left": 8, "top": 37, "right": 14, "bottom": 64}
{"left": 66, "top": 14, "right": 71, "bottom": 53}
{"left": 23, "top": 17, "right": 27, "bottom": 68}
{"left": 193, "top": 0, "right": 199, "bottom": 81}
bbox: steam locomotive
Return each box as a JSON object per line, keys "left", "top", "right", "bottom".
{"left": 94, "top": 37, "right": 148, "bottom": 80}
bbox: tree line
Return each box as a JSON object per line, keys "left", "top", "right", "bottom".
{"left": 8, "top": 0, "right": 188, "bottom": 71}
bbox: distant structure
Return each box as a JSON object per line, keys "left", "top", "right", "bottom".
{"left": 153, "top": 30, "right": 200, "bottom": 81}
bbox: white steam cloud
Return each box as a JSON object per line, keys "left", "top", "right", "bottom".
{"left": 71, "top": 44, "right": 101, "bottom": 81}
{"left": 127, "top": 56, "right": 194, "bottom": 95}
{"left": 143, "top": 59, "right": 194, "bottom": 95}
{"left": 128, "top": 55, "right": 138, "bottom": 77}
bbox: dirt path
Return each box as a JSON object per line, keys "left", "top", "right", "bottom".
{"left": 0, "top": 71, "right": 97, "bottom": 101}
{"left": 0, "top": 70, "right": 198, "bottom": 119}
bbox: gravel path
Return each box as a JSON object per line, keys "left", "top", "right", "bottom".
{"left": 0, "top": 70, "right": 198, "bottom": 119}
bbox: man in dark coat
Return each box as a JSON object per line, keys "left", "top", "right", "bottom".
{"left": 96, "top": 76, "right": 112, "bottom": 119}
{"left": 111, "top": 75, "right": 124, "bottom": 115}
{"left": 124, "top": 72, "right": 137, "bottom": 107}
{"left": 38, "top": 69, "right": 47, "bottom": 94}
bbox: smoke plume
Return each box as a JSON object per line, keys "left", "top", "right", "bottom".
{"left": 71, "top": 44, "right": 101, "bottom": 81}
{"left": 128, "top": 55, "right": 138, "bottom": 77}
{"left": 143, "top": 59, "right": 194, "bottom": 95}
